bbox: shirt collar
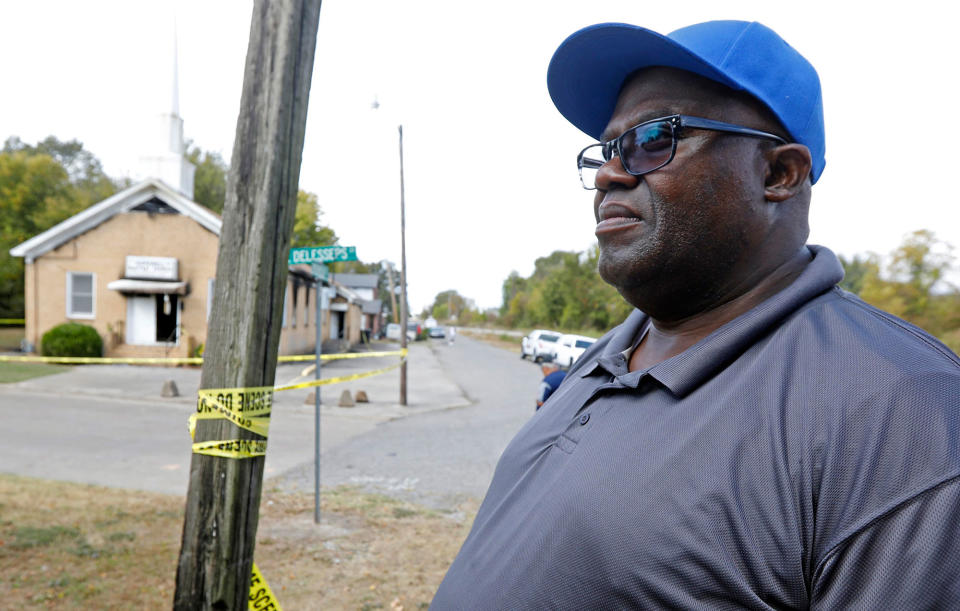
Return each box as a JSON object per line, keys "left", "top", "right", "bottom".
{"left": 583, "top": 245, "right": 844, "bottom": 397}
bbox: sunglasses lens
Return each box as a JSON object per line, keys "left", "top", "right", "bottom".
{"left": 619, "top": 120, "right": 674, "bottom": 175}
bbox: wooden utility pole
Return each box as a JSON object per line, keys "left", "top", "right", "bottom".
{"left": 398, "top": 125, "right": 408, "bottom": 406}
{"left": 174, "top": 1, "right": 321, "bottom": 609}
{"left": 385, "top": 261, "right": 399, "bottom": 324}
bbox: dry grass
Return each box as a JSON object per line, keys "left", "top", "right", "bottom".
{"left": 460, "top": 330, "right": 522, "bottom": 353}
{"left": 0, "top": 474, "right": 476, "bottom": 610}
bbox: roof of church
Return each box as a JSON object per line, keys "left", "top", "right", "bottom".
{"left": 9, "top": 178, "right": 221, "bottom": 263}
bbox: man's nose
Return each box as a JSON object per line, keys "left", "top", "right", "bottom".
{"left": 594, "top": 156, "right": 640, "bottom": 191}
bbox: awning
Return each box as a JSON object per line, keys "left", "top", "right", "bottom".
{"left": 107, "top": 279, "right": 188, "bottom": 295}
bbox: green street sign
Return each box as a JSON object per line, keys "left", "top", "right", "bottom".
{"left": 311, "top": 262, "right": 329, "bottom": 281}
{"left": 288, "top": 245, "right": 357, "bottom": 265}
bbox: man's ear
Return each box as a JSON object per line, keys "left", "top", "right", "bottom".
{"left": 764, "top": 144, "right": 812, "bottom": 202}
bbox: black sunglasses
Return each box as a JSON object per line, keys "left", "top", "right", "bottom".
{"left": 577, "top": 114, "right": 788, "bottom": 190}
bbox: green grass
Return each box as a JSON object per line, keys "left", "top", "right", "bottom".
{"left": 10, "top": 525, "right": 80, "bottom": 550}
{"left": 0, "top": 361, "right": 71, "bottom": 383}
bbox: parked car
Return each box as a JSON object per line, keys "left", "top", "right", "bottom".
{"left": 428, "top": 326, "right": 446, "bottom": 339}
{"left": 407, "top": 320, "right": 425, "bottom": 340}
{"left": 521, "top": 329, "right": 561, "bottom": 363}
{"left": 553, "top": 334, "right": 597, "bottom": 367}
{"left": 385, "top": 322, "right": 415, "bottom": 342}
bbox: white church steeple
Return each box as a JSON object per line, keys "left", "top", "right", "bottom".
{"left": 138, "top": 19, "right": 195, "bottom": 199}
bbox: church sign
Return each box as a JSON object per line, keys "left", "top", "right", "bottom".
{"left": 125, "top": 255, "right": 179, "bottom": 281}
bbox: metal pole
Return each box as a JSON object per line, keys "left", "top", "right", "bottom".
{"left": 398, "top": 124, "right": 408, "bottom": 406}
{"left": 314, "top": 280, "right": 323, "bottom": 523}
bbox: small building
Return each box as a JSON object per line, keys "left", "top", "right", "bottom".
{"left": 324, "top": 280, "right": 363, "bottom": 351}
{"left": 9, "top": 178, "right": 361, "bottom": 358}
{"left": 10, "top": 178, "right": 218, "bottom": 357}
{"left": 8, "top": 48, "right": 362, "bottom": 358}
{"left": 330, "top": 272, "right": 385, "bottom": 339}
{"left": 279, "top": 268, "right": 363, "bottom": 355}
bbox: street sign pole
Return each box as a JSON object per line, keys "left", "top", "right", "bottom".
{"left": 289, "top": 252, "right": 343, "bottom": 525}
{"left": 308, "top": 260, "right": 329, "bottom": 524}
{"left": 314, "top": 277, "right": 323, "bottom": 524}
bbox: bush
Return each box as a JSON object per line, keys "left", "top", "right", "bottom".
{"left": 41, "top": 323, "right": 103, "bottom": 357}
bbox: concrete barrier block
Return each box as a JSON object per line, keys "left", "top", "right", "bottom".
{"left": 161, "top": 380, "right": 179, "bottom": 397}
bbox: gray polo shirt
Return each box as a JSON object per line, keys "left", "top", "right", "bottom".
{"left": 432, "top": 246, "right": 960, "bottom": 609}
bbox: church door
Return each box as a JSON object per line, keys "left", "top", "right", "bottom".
{"left": 126, "top": 294, "right": 180, "bottom": 345}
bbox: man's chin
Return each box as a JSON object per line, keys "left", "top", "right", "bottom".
{"left": 598, "top": 253, "right": 651, "bottom": 297}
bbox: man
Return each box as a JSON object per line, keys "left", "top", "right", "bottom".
{"left": 536, "top": 361, "right": 566, "bottom": 410}
{"left": 433, "top": 20, "right": 960, "bottom": 608}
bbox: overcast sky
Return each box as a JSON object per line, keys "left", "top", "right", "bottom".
{"left": 2, "top": 0, "right": 958, "bottom": 313}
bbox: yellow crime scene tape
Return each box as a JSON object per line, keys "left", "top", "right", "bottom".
{"left": 250, "top": 562, "right": 282, "bottom": 610}
{"left": 0, "top": 354, "right": 205, "bottom": 365}
{"left": 0, "top": 318, "right": 25, "bottom": 325}
{"left": 189, "top": 386, "right": 275, "bottom": 455}
{"left": 276, "top": 349, "right": 406, "bottom": 362}
{"left": 188, "top": 349, "right": 406, "bottom": 458}
{"left": 0, "top": 349, "right": 405, "bottom": 365}
{"left": 0, "top": 344, "right": 405, "bottom": 605}
{"left": 186, "top": 348, "right": 406, "bottom": 608}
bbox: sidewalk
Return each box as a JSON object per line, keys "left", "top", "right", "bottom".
{"left": 6, "top": 341, "right": 471, "bottom": 488}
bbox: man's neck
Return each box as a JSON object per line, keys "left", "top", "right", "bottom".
{"left": 628, "top": 248, "right": 812, "bottom": 372}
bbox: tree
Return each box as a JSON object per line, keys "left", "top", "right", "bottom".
{"left": 424, "top": 289, "right": 481, "bottom": 324}
{"left": 4, "top": 136, "right": 117, "bottom": 208}
{"left": 838, "top": 254, "right": 878, "bottom": 295}
{"left": 427, "top": 290, "right": 464, "bottom": 321}
{"left": 186, "top": 145, "right": 228, "bottom": 213}
{"left": 184, "top": 145, "right": 336, "bottom": 252}
{"left": 498, "top": 246, "right": 633, "bottom": 333}
{"left": 500, "top": 271, "right": 527, "bottom": 318}
{"left": 0, "top": 141, "right": 115, "bottom": 318}
{"left": 842, "top": 230, "right": 959, "bottom": 352}
{"left": 888, "top": 229, "right": 954, "bottom": 315}
{"left": 289, "top": 190, "right": 337, "bottom": 247}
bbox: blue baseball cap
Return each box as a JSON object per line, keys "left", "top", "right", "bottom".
{"left": 547, "top": 21, "right": 826, "bottom": 183}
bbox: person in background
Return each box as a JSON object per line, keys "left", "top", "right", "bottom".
{"left": 535, "top": 361, "right": 566, "bottom": 410}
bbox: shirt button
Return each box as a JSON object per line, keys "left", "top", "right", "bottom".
{"left": 579, "top": 413, "right": 590, "bottom": 425}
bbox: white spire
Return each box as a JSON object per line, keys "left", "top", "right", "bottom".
{"left": 171, "top": 21, "right": 180, "bottom": 118}
{"left": 137, "top": 10, "right": 195, "bottom": 199}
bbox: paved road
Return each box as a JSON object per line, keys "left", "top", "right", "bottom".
{"left": 274, "top": 334, "right": 543, "bottom": 509}
{"left": 0, "top": 343, "right": 468, "bottom": 495}
{"left": 1, "top": 337, "right": 542, "bottom": 508}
